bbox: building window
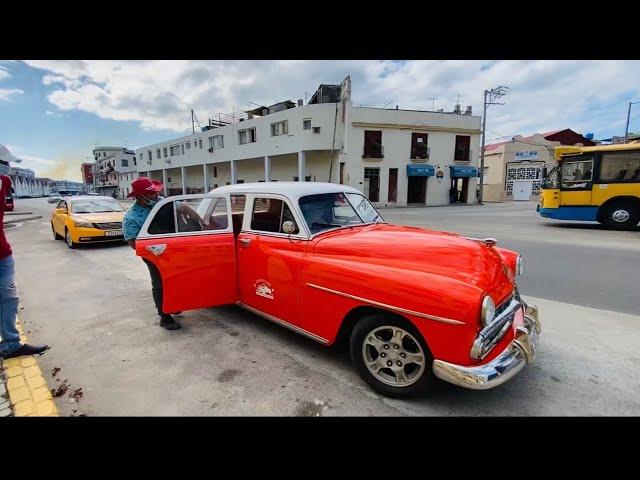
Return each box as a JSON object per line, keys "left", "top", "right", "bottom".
{"left": 454, "top": 135, "right": 471, "bottom": 162}
{"left": 237, "top": 179, "right": 244, "bottom": 184}
{"left": 313, "top": 126, "right": 321, "bottom": 134}
{"left": 156, "top": 149, "right": 161, "bottom": 159}
{"left": 181, "top": 144, "right": 185, "bottom": 155}
{"left": 185, "top": 141, "right": 191, "bottom": 150}
{"left": 303, "top": 119, "right": 311, "bottom": 130}
{"left": 163, "top": 147, "right": 168, "bottom": 158}
{"left": 238, "top": 127, "right": 257, "bottom": 145}
{"left": 364, "top": 167, "right": 380, "bottom": 202}
{"left": 410, "top": 133, "right": 429, "bottom": 159}
{"left": 209, "top": 135, "right": 224, "bottom": 150}
{"left": 147, "top": 151, "right": 152, "bottom": 161}
{"left": 170, "top": 145, "right": 180, "bottom": 156}
{"left": 199, "top": 139, "right": 203, "bottom": 149}
{"left": 122, "top": 159, "right": 128, "bottom": 167}
{"left": 363, "top": 131, "right": 383, "bottom": 158}
{"left": 271, "top": 120, "right": 288, "bottom": 136}
{"left": 133, "top": 157, "right": 137, "bottom": 166}
{"left": 213, "top": 166, "right": 218, "bottom": 178}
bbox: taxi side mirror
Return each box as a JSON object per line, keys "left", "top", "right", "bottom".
{"left": 282, "top": 221, "right": 296, "bottom": 235}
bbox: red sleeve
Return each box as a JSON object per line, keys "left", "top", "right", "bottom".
{"left": 0, "top": 176, "right": 9, "bottom": 196}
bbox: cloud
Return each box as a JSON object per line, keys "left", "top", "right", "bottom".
{"left": 22, "top": 60, "right": 640, "bottom": 138}
{"left": 0, "top": 66, "right": 10, "bottom": 81}
{"left": 3, "top": 144, "right": 81, "bottom": 181}
{"left": 0, "top": 88, "right": 23, "bottom": 101}
{"left": 45, "top": 109, "right": 64, "bottom": 117}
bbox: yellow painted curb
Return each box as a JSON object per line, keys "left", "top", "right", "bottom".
{"left": 1, "top": 318, "right": 58, "bottom": 417}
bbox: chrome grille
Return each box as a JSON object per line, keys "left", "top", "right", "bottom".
{"left": 471, "top": 295, "right": 521, "bottom": 360}
{"left": 93, "top": 222, "right": 122, "bottom": 230}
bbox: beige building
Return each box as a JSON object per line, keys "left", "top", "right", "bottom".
{"left": 482, "top": 129, "right": 595, "bottom": 202}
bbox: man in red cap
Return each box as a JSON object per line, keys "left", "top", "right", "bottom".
{"left": 123, "top": 177, "right": 181, "bottom": 330}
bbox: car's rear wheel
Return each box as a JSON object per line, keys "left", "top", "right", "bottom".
{"left": 52, "top": 223, "right": 62, "bottom": 240}
{"left": 65, "top": 228, "right": 77, "bottom": 249}
{"left": 350, "top": 313, "right": 434, "bottom": 397}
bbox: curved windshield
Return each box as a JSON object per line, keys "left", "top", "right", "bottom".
{"left": 298, "top": 192, "right": 384, "bottom": 234}
{"left": 71, "top": 199, "right": 125, "bottom": 214}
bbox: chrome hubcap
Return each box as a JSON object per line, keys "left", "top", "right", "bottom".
{"left": 362, "top": 326, "right": 426, "bottom": 387}
{"left": 612, "top": 209, "right": 630, "bottom": 223}
{"left": 66, "top": 231, "right": 72, "bottom": 246}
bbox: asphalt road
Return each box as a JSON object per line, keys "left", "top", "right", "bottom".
{"left": 5, "top": 197, "right": 640, "bottom": 416}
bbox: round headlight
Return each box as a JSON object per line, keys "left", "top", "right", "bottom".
{"left": 481, "top": 296, "right": 496, "bottom": 326}
{"left": 516, "top": 255, "right": 524, "bottom": 276}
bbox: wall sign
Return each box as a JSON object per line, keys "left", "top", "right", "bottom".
{"left": 515, "top": 150, "right": 539, "bottom": 161}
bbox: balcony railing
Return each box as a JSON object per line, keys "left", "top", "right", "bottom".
{"left": 363, "top": 145, "right": 384, "bottom": 159}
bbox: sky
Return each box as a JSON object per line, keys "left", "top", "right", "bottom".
{"left": 1, "top": 60, "right": 639, "bottom": 182}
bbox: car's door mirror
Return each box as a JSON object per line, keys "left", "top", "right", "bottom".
{"left": 282, "top": 221, "right": 297, "bottom": 235}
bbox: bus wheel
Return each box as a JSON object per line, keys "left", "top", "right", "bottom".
{"left": 599, "top": 201, "right": 640, "bottom": 229}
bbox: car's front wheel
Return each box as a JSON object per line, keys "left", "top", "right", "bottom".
{"left": 65, "top": 228, "right": 77, "bottom": 249}
{"left": 52, "top": 223, "right": 63, "bottom": 240}
{"left": 350, "top": 313, "right": 434, "bottom": 397}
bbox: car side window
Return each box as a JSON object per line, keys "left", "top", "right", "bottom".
{"left": 175, "top": 197, "right": 229, "bottom": 233}
{"left": 57, "top": 200, "right": 67, "bottom": 210}
{"left": 250, "top": 197, "right": 299, "bottom": 234}
{"left": 148, "top": 202, "right": 176, "bottom": 235}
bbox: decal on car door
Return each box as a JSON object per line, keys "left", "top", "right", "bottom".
{"left": 254, "top": 279, "right": 275, "bottom": 300}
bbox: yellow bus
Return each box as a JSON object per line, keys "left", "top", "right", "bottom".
{"left": 538, "top": 143, "right": 640, "bottom": 228}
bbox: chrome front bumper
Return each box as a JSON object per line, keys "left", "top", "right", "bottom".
{"left": 432, "top": 304, "right": 541, "bottom": 390}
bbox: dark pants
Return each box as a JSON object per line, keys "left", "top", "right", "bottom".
{"left": 143, "top": 259, "right": 164, "bottom": 317}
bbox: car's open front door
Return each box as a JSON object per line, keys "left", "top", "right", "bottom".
{"left": 135, "top": 194, "right": 236, "bottom": 314}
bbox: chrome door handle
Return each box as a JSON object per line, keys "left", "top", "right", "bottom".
{"left": 239, "top": 238, "right": 251, "bottom": 246}
{"left": 145, "top": 244, "right": 167, "bottom": 256}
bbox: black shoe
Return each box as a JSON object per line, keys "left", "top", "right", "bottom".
{"left": 2, "top": 343, "right": 50, "bottom": 359}
{"left": 160, "top": 315, "right": 181, "bottom": 330}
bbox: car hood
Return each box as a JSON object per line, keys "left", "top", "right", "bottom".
{"left": 71, "top": 211, "right": 124, "bottom": 223}
{"left": 312, "top": 223, "right": 514, "bottom": 303}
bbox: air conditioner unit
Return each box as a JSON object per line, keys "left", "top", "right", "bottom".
{"left": 313, "top": 127, "right": 321, "bottom": 134}
{"left": 165, "top": 159, "right": 171, "bottom": 164}
{"left": 208, "top": 147, "right": 214, "bottom": 153}
{"left": 146, "top": 159, "right": 152, "bottom": 165}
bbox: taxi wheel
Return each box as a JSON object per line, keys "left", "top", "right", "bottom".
{"left": 65, "top": 228, "right": 77, "bottom": 249}
{"left": 350, "top": 313, "right": 434, "bottom": 398}
{"left": 52, "top": 223, "right": 63, "bottom": 240}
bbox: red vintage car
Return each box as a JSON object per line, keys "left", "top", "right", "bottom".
{"left": 135, "top": 182, "right": 540, "bottom": 397}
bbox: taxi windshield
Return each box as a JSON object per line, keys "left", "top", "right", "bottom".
{"left": 71, "top": 199, "right": 124, "bottom": 214}
{"left": 298, "top": 192, "right": 383, "bottom": 234}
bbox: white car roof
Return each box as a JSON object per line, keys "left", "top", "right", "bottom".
{"left": 209, "top": 182, "right": 362, "bottom": 201}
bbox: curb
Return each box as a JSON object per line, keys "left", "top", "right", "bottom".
{"left": 1, "top": 318, "right": 58, "bottom": 417}
{"left": 4, "top": 215, "right": 43, "bottom": 225}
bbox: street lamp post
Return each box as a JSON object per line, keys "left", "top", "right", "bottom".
{"left": 624, "top": 101, "right": 640, "bottom": 143}
{"left": 478, "top": 85, "right": 508, "bottom": 205}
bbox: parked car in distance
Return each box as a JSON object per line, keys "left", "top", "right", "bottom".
{"left": 135, "top": 182, "right": 540, "bottom": 397}
{"left": 4, "top": 192, "right": 14, "bottom": 211}
{"left": 47, "top": 194, "right": 62, "bottom": 204}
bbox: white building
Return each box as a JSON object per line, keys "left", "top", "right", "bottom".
{"left": 92, "top": 146, "right": 139, "bottom": 198}
{"left": 135, "top": 77, "right": 482, "bottom": 206}
{"left": 9, "top": 167, "right": 54, "bottom": 197}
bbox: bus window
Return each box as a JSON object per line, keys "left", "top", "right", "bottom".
{"left": 561, "top": 158, "right": 593, "bottom": 188}
{"left": 600, "top": 151, "right": 640, "bottom": 182}
{"left": 542, "top": 165, "right": 559, "bottom": 189}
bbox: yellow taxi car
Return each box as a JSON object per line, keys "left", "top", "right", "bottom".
{"left": 51, "top": 195, "right": 126, "bottom": 249}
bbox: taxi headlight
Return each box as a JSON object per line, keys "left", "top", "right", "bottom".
{"left": 516, "top": 255, "right": 524, "bottom": 276}
{"left": 481, "top": 296, "right": 496, "bottom": 326}
{"left": 73, "top": 218, "right": 94, "bottom": 228}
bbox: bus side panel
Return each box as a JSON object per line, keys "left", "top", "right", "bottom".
{"left": 591, "top": 183, "right": 640, "bottom": 207}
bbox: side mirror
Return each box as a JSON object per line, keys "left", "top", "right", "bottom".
{"left": 282, "top": 221, "right": 296, "bottom": 235}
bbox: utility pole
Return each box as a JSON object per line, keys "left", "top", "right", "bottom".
{"left": 624, "top": 101, "right": 639, "bottom": 143}
{"left": 479, "top": 85, "right": 508, "bottom": 205}
{"left": 428, "top": 96, "right": 438, "bottom": 111}
{"left": 191, "top": 109, "right": 195, "bottom": 135}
